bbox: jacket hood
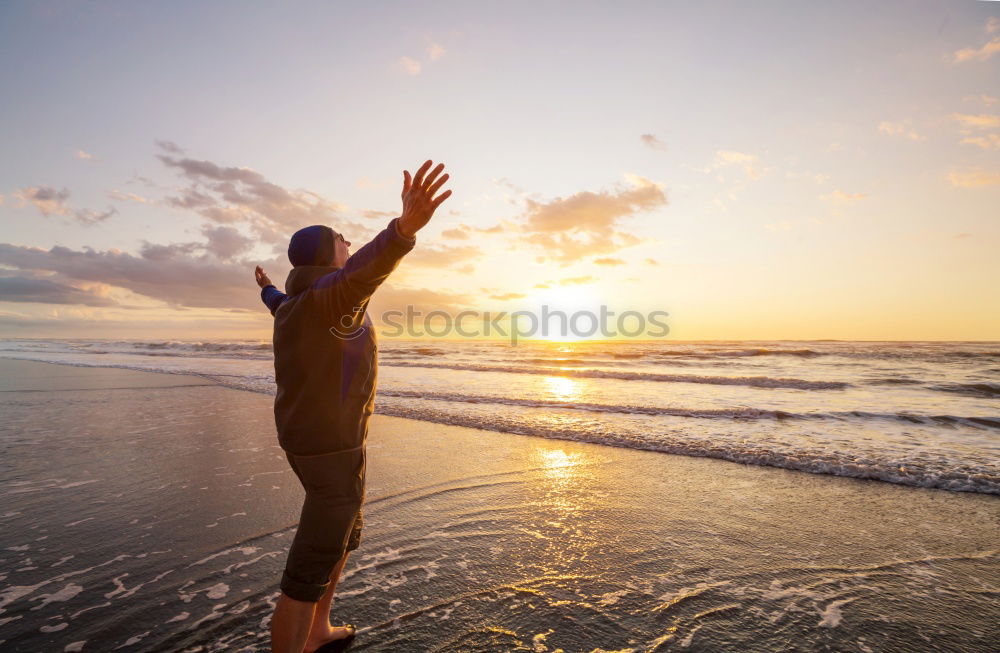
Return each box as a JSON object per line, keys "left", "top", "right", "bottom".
{"left": 288, "top": 224, "right": 338, "bottom": 267}
{"left": 284, "top": 265, "right": 339, "bottom": 296}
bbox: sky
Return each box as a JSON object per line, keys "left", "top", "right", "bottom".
{"left": 1, "top": 0, "right": 998, "bottom": 341}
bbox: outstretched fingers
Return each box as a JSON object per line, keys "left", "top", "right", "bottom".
{"left": 412, "top": 159, "right": 433, "bottom": 189}
{"left": 432, "top": 189, "right": 452, "bottom": 209}
{"left": 402, "top": 170, "right": 411, "bottom": 196}
{"left": 427, "top": 173, "right": 449, "bottom": 196}
{"left": 422, "top": 163, "right": 445, "bottom": 190}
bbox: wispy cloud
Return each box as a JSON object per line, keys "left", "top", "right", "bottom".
{"left": 963, "top": 94, "right": 998, "bottom": 106}
{"left": 73, "top": 207, "right": 118, "bottom": 224}
{"left": 427, "top": 43, "right": 446, "bottom": 61}
{"left": 640, "top": 134, "right": 667, "bottom": 151}
{"left": 441, "top": 227, "right": 470, "bottom": 240}
{"left": 714, "top": 151, "right": 761, "bottom": 180}
{"left": 559, "top": 275, "right": 596, "bottom": 286}
{"left": 14, "top": 186, "right": 71, "bottom": 216}
{"left": 878, "top": 121, "right": 923, "bottom": 140}
{"left": 107, "top": 189, "right": 152, "bottom": 203}
{"left": 951, "top": 113, "right": 1000, "bottom": 129}
{"left": 517, "top": 174, "right": 666, "bottom": 264}
{"left": 399, "top": 39, "right": 447, "bottom": 76}
{"left": 821, "top": 190, "right": 866, "bottom": 203}
{"left": 75, "top": 149, "right": 96, "bottom": 160}
{"left": 953, "top": 37, "right": 1000, "bottom": 63}
{"left": 486, "top": 291, "right": 525, "bottom": 301}
{"left": 401, "top": 243, "right": 482, "bottom": 270}
{"left": 155, "top": 139, "right": 184, "bottom": 154}
{"left": 11, "top": 186, "right": 116, "bottom": 225}
{"left": 952, "top": 113, "right": 1000, "bottom": 149}
{"left": 961, "top": 133, "right": 1000, "bottom": 150}
{"left": 593, "top": 257, "right": 625, "bottom": 266}
{"left": 399, "top": 56, "right": 421, "bottom": 75}
{"left": 155, "top": 143, "right": 367, "bottom": 248}
{"left": 948, "top": 170, "right": 1000, "bottom": 187}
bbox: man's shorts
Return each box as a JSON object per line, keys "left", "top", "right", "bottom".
{"left": 280, "top": 445, "right": 366, "bottom": 602}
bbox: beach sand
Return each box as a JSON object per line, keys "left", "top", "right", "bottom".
{"left": 0, "top": 359, "right": 997, "bottom": 652}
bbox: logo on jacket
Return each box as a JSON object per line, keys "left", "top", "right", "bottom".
{"left": 329, "top": 306, "right": 368, "bottom": 340}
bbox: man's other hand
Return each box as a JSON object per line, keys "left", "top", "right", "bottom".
{"left": 398, "top": 159, "right": 452, "bottom": 238}
{"left": 254, "top": 265, "right": 273, "bottom": 288}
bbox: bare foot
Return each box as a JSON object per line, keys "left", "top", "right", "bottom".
{"left": 304, "top": 624, "right": 356, "bottom": 652}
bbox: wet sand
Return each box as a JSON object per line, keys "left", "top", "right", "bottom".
{"left": 0, "top": 359, "right": 998, "bottom": 652}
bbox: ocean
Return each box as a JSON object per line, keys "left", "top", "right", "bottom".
{"left": 2, "top": 338, "right": 997, "bottom": 495}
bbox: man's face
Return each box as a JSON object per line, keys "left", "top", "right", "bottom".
{"left": 332, "top": 233, "right": 351, "bottom": 267}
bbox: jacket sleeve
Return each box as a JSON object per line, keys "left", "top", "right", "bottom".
{"left": 261, "top": 285, "right": 287, "bottom": 316}
{"left": 310, "top": 217, "right": 416, "bottom": 317}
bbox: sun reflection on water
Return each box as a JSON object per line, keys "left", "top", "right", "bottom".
{"left": 543, "top": 375, "right": 583, "bottom": 402}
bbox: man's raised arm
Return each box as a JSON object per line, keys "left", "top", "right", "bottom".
{"left": 313, "top": 159, "right": 452, "bottom": 312}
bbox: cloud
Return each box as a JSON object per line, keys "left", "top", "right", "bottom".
{"left": 0, "top": 242, "right": 264, "bottom": 311}
{"left": 75, "top": 149, "right": 96, "bottom": 160}
{"left": 400, "top": 56, "right": 421, "bottom": 75}
{"left": 877, "top": 121, "right": 923, "bottom": 140}
{"left": 12, "top": 186, "right": 117, "bottom": 225}
{"left": 359, "top": 209, "right": 397, "bottom": 220}
{"left": 156, "top": 153, "right": 367, "bottom": 245}
{"left": 73, "top": 207, "right": 118, "bottom": 224}
{"left": 645, "top": 258, "right": 659, "bottom": 266}
{"left": 402, "top": 243, "right": 482, "bottom": 270}
{"left": 441, "top": 227, "right": 470, "bottom": 240}
{"left": 559, "top": 276, "right": 596, "bottom": 286}
{"left": 201, "top": 225, "right": 254, "bottom": 260}
{"left": 948, "top": 170, "right": 1000, "bottom": 187}
{"left": 821, "top": 190, "right": 866, "bottom": 203}
{"left": 951, "top": 113, "right": 1000, "bottom": 130}
{"left": 952, "top": 113, "right": 1000, "bottom": 149}
{"left": 368, "top": 284, "right": 472, "bottom": 315}
{"left": 989, "top": 17, "right": 999, "bottom": 34}
{"left": 518, "top": 174, "right": 666, "bottom": 263}
{"left": 0, "top": 273, "right": 115, "bottom": 307}
{"left": 963, "top": 94, "right": 999, "bottom": 106}
{"left": 0, "top": 147, "right": 433, "bottom": 314}
{"left": 640, "top": 134, "right": 667, "bottom": 151}
{"left": 953, "top": 36, "right": 1000, "bottom": 63}
{"left": 15, "top": 186, "right": 71, "bottom": 216}
{"left": 155, "top": 140, "right": 184, "bottom": 154}
{"left": 714, "top": 151, "right": 761, "bottom": 180}
{"left": 593, "top": 257, "right": 625, "bottom": 266}
{"left": 961, "top": 133, "right": 1000, "bottom": 150}
{"left": 107, "top": 189, "right": 152, "bottom": 203}
{"left": 427, "top": 43, "right": 446, "bottom": 61}
{"left": 487, "top": 292, "right": 525, "bottom": 301}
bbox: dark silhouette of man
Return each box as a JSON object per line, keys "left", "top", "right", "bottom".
{"left": 254, "top": 160, "right": 451, "bottom": 653}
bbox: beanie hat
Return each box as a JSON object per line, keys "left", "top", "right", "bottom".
{"left": 287, "top": 225, "right": 339, "bottom": 267}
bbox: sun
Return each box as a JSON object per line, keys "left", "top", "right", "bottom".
{"left": 523, "top": 284, "right": 606, "bottom": 341}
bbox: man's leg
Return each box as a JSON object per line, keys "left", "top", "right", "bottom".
{"left": 270, "top": 593, "right": 317, "bottom": 653}
{"left": 304, "top": 550, "right": 353, "bottom": 650}
{"left": 273, "top": 451, "right": 362, "bottom": 652}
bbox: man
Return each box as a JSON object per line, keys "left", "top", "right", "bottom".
{"left": 253, "top": 160, "right": 451, "bottom": 653}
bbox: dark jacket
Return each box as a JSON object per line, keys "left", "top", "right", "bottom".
{"left": 261, "top": 217, "right": 415, "bottom": 455}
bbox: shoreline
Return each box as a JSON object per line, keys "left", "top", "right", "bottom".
{"left": 3, "top": 355, "right": 997, "bottom": 497}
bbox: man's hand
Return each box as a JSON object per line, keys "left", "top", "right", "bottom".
{"left": 398, "top": 159, "right": 452, "bottom": 239}
{"left": 254, "top": 265, "right": 273, "bottom": 288}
